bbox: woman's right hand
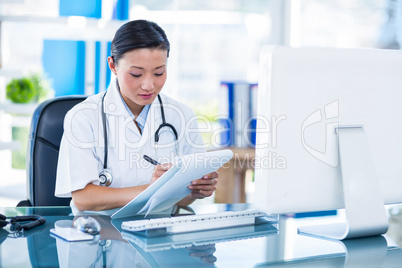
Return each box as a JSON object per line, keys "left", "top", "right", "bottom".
{"left": 151, "top": 163, "right": 172, "bottom": 184}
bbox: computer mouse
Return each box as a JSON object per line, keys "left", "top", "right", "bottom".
{"left": 73, "top": 216, "right": 101, "bottom": 235}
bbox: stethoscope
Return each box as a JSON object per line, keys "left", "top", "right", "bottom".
{"left": 98, "top": 87, "right": 179, "bottom": 186}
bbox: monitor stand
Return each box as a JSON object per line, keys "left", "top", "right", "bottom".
{"left": 298, "top": 126, "right": 389, "bottom": 240}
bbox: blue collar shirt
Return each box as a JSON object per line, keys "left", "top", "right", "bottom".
{"left": 118, "top": 90, "right": 150, "bottom": 134}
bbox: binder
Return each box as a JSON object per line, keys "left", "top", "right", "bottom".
{"left": 233, "top": 82, "right": 251, "bottom": 148}
{"left": 219, "top": 82, "right": 256, "bottom": 148}
{"left": 250, "top": 84, "right": 259, "bottom": 147}
{"left": 219, "top": 82, "right": 234, "bottom": 147}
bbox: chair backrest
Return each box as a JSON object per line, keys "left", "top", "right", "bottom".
{"left": 25, "top": 96, "right": 86, "bottom": 206}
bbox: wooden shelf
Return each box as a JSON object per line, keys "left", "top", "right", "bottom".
{"left": 0, "top": 102, "right": 37, "bottom": 115}
{"left": 0, "top": 69, "right": 23, "bottom": 78}
{"left": 0, "top": 141, "right": 20, "bottom": 151}
{"left": 214, "top": 147, "right": 255, "bottom": 203}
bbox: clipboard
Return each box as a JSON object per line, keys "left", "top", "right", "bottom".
{"left": 111, "top": 150, "right": 233, "bottom": 219}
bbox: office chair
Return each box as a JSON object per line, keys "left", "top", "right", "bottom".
{"left": 17, "top": 96, "right": 87, "bottom": 207}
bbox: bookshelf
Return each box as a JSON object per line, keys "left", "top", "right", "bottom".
{"left": 214, "top": 147, "right": 255, "bottom": 203}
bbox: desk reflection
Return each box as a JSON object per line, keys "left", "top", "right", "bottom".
{"left": 53, "top": 214, "right": 224, "bottom": 268}
{"left": 56, "top": 234, "right": 218, "bottom": 267}
{"left": 257, "top": 232, "right": 402, "bottom": 267}
{"left": 52, "top": 212, "right": 279, "bottom": 268}
{"left": 2, "top": 205, "right": 400, "bottom": 267}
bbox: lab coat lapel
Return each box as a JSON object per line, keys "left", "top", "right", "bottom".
{"left": 103, "top": 81, "right": 140, "bottom": 135}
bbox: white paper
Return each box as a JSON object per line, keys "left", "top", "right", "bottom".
{"left": 111, "top": 150, "right": 233, "bottom": 219}
{"left": 140, "top": 150, "right": 234, "bottom": 216}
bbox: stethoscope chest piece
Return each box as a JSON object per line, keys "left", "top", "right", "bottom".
{"left": 99, "top": 169, "right": 113, "bottom": 186}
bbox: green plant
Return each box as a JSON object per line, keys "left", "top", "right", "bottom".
{"left": 6, "top": 78, "right": 36, "bottom": 103}
{"left": 6, "top": 73, "right": 51, "bottom": 104}
{"left": 29, "top": 72, "right": 51, "bottom": 103}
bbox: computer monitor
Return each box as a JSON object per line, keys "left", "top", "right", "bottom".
{"left": 254, "top": 46, "right": 402, "bottom": 240}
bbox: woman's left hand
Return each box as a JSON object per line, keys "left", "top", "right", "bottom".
{"left": 188, "top": 172, "right": 218, "bottom": 199}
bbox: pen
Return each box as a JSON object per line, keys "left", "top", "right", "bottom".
{"left": 143, "top": 155, "right": 160, "bottom": 165}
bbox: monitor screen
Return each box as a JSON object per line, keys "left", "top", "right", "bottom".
{"left": 254, "top": 46, "right": 402, "bottom": 216}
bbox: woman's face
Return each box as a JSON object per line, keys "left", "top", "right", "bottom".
{"left": 108, "top": 48, "right": 168, "bottom": 116}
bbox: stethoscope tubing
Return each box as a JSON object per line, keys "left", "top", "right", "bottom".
{"left": 100, "top": 87, "right": 179, "bottom": 186}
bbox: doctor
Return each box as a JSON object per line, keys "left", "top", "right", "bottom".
{"left": 55, "top": 20, "right": 218, "bottom": 211}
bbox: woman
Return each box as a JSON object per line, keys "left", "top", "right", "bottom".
{"left": 55, "top": 20, "right": 218, "bottom": 211}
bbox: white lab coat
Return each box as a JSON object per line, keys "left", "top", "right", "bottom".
{"left": 55, "top": 80, "right": 205, "bottom": 208}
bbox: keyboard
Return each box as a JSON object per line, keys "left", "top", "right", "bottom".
{"left": 121, "top": 210, "right": 270, "bottom": 234}
{"left": 122, "top": 222, "right": 278, "bottom": 252}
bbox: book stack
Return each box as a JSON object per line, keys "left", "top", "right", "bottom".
{"left": 219, "top": 81, "right": 258, "bottom": 148}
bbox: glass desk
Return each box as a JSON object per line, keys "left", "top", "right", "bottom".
{"left": 0, "top": 204, "right": 401, "bottom": 267}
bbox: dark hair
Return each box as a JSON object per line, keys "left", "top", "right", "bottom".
{"left": 110, "top": 20, "right": 170, "bottom": 64}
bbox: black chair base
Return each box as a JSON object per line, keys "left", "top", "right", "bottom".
{"left": 17, "top": 200, "right": 33, "bottom": 207}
